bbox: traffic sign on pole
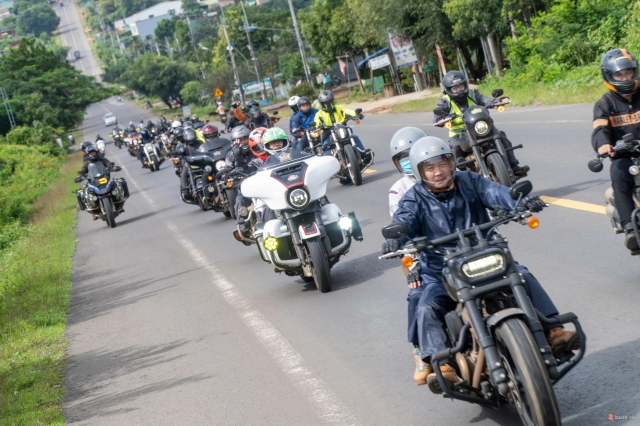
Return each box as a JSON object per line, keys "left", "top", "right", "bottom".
{"left": 214, "top": 87, "right": 225, "bottom": 97}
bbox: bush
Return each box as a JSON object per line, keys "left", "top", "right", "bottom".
{"left": 288, "top": 82, "right": 317, "bottom": 98}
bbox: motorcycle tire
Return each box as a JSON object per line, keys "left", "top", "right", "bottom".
{"left": 306, "top": 237, "right": 332, "bottom": 293}
{"left": 299, "top": 274, "right": 314, "bottom": 283}
{"left": 495, "top": 318, "right": 561, "bottom": 426}
{"left": 225, "top": 188, "right": 237, "bottom": 220}
{"left": 151, "top": 154, "right": 159, "bottom": 172}
{"left": 486, "top": 152, "right": 511, "bottom": 187}
{"left": 102, "top": 197, "right": 116, "bottom": 228}
{"left": 344, "top": 144, "right": 363, "bottom": 186}
{"left": 223, "top": 210, "right": 232, "bottom": 218}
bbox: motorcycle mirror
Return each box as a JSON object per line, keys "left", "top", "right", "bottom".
{"left": 509, "top": 180, "right": 532, "bottom": 200}
{"left": 623, "top": 133, "right": 634, "bottom": 142}
{"left": 355, "top": 108, "right": 363, "bottom": 114}
{"left": 74, "top": 176, "right": 84, "bottom": 183}
{"left": 113, "top": 166, "right": 122, "bottom": 172}
{"left": 491, "top": 89, "right": 504, "bottom": 98}
{"left": 381, "top": 222, "right": 409, "bottom": 239}
{"left": 272, "top": 111, "right": 278, "bottom": 115}
{"left": 588, "top": 158, "right": 604, "bottom": 173}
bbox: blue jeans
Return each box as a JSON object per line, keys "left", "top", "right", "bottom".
{"left": 290, "top": 137, "right": 309, "bottom": 150}
{"left": 322, "top": 134, "right": 365, "bottom": 152}
{"left": 414, "top": 264, "right": 558, "bottom": 361}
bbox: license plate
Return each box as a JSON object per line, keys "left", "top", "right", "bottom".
{"left": 98, "top": 177, "right": 108, "bottom": 185}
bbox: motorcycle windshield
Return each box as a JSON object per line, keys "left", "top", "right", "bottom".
{"left": 198, "top": 138, "right": 231, "bottom": 155}
{"left": 87, "top": 162, "right": 109, "bottom": 181}
{"left": 259, "top": 149, "right": 314, "bottom": 170}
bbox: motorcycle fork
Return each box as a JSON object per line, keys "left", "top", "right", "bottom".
{"left": 471, "top": 144, "right": 491, "bottom": 179}
{"left": 286, "top": 217, "right": 308, "bottom": 263}
{"left": 493, "top": 137, "right": 516, "bottom": 181}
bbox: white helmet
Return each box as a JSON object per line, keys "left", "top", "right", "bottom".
{"left": 409, "top": 136, "right": 455, "bottom": 190}
{"left": 171, "top": 121, "right": 182, "bottom": 129}
{"left": 288, "top": 96, "right": 300, "bottom": 113}
{"left": 96, "top": 140, "right": 106, "bottom": 152}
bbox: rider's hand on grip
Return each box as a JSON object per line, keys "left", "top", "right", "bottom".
{"left": 74, "top": 176, "right": 83, "bottom": 183}
{"left": 382, "top": 239, "right": 400, "bottom": 255}
{"left": 523, "top": 196, "right": 545, "bottom": 213}
{"left": 357, "top": 113, "right": 364, "bottom": 120}
{"left": 407, "top": 263, "right": 422, "bottom": 288}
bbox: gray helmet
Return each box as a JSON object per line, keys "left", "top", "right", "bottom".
{"left": 390, "top": 127, "right": 428, "bottom": 175}
{"left": 409, "top": 137, "right": 455, "bottom": 189}
{"left": 230, "top": 125, "right": 250, "bottom": 141}
{"left": 442, "top": 70, "right": 468, "bottom": 103}
{"left": 317, "top": 90, "right": 334, "bottom": 109}
{"left": 183, "top": 121, "right": 194, "bottom": 129}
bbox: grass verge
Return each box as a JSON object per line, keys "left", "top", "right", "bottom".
{"left": 390, "top": 96, "right": 440, "bottom": 114}
{"left": 477, "top": 80, "right": 606, "bottom": 107}
{"left": 0, "top": 151, "right": 82, "bottom": 426}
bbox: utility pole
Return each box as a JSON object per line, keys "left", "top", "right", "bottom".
{"left": 220, "top": 6, "right": 244, "bottom": 104}
{"left": 0, "top": 87, "right": 16, "bottom": 129}
{"left": 240, "top": 1, "right": 267, "bottom": 100}
{"left": 165, "top": 37, "right": 173, "bottom": 60}
{"left": 287, "top": 0, "right": 312, "bottom": 86}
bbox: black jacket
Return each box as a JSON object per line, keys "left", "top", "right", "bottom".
{"left": 248, "top": 112, "right": 271, "bottom": 130}
{"left": 78, "top": 157, "right": 113, "bottom": 175}
{"left": 225, "top": 115, "right": 245, "bottom": 132}
{"left": 592, "top": 91, "right": 640, "bottom": 156}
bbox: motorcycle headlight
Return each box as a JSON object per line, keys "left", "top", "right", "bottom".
{"left": 337, "top": 127, "right": 349, "bottom": 140}
{"left": 204, "top": 165, "right": 213, "bottom": 173}
{"left": 264, "top": 236, "right": 278, "bottom": 251}
{"left": 629, "top": 165, "right": 640, "bottom": 175}
{"left": 474, "top": 121, "right": 490, "bottom": 136}
{"left": 338, "top": 216, "right": 352, "bottom": 231}
{"left": 461, "top": 253, "right": 505, "bottom": 279}
{"left": 215, "top": 160, "right": 225, "bottom": 171}
{"left": 288, "top": 187, "right": 309, "bottom": 210}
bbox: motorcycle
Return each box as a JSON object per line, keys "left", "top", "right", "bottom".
{"left": 214, "top": 168, "right": 245, "bottom": 219}
{"left": 588, "top": 133, "right": 640, "bottom": 255}
{"left": 240, "top": 151, "right": 364, "bottom": 292}
{"left": 112, "top": 130, "right": 123, "bottom": 149}
{"left": 140, "top": 138, "right": 163, "bottom": 172}
{"left": 181, "top": 138, "right": 232, "bottom": 212}
{"left": 74, "top": 163, "right": 127, "bottom": 228}
{"left": 380, "top": 180, "right": 585, "bottom": 426}
{"left": 309, "top": 108, "right": 372, "bottom": 186}
{"left": 219, "top": 111, "right": 228, "bottom": 124}
{"left": 125, "top": 132, "right": 141, "bottom": 157}
{"left": 435, "top": 89, "right": 525, "bottom": 187}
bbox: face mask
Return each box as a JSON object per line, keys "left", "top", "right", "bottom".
{"left": 399, "top": 157, "right": 412, "bottom": 173}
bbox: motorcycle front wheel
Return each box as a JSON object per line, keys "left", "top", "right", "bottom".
{"left": 344, "top": 144, "right": 363, "bottom": 186}
{"left": 102, "top": 197, "right": 116, "bottom": 228}
{"left": 225, "top": 188, "right": 237, "bottom": 220}
{"left": 306, "top": 238, "right": 331, "bottom": 293}
{"left": 495, "top": 318, "right": 561, "bottom": 426}
{"left": 150, "top": 154, "right": 160, "bottom": 172}
{"left": 486, "top": 152, "right": 511, "bottom": 187}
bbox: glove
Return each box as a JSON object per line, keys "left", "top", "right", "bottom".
{"left": 357, "top": 113, "right": 364, "bottom": 120}
{"left": 523, "top": 196, "right": 545, "bottom": 213}
{"left": 382, "top": 239, "right": 400, "bottom": 255}
{"left": 232, "top": 145, "right": 241, "bottom": 158}
{"left": 406, "top": 262, "right": 422, "bottom": 287}
{"left": 433, "top": 106, "right": 448, "bottom": 117}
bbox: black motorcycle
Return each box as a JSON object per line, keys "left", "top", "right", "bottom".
{"left": 182, "top": 139, "right": 232, "bottom": 213}
{"left": 437, "top": 89, "right": 525, "bottom": 187}
{"left": 380, "top": 181, "right": 585, "bottom": 426}
{"left": 588, "top": 133, "right": 640, "bottom": 255}
{"left": 310, "top": 108, "right": 372, "bottom": 186}
{"left": 214, "top": 168, "right": 246, "bottom": 219}
{"left": 75, "top": 162, "right": 127, "bottom": 228}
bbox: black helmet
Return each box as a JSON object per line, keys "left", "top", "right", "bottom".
{"left": 317, "top": 90, "right": 334, "bottom": 109}
{"left": 183, "top": 128, "right": 198, "bottom": 145}
{"left": 442, "top": 70, "right": 468, "bottom": 103}
{"left": 601, "top": 49, "right": 639, "bottom": 95}
{"left": 85, "top": 145, "right": 100, "bottom": 162}
{"left": 249, "top": 105, "right": 261, "bottom": 118}
{"left": 174, "top": 127, "right": 184, "bottom": 140}
{"left": 298, "top": 96, "right": 311, "bottom": 108}
{"left": 246, "top": 100, "right": 259, "bottom": 109}
{"left": 183, "top": 121, "right": 194, "bottom": 129}
{"left": 81, "top": 141, "right": 93, "bottom": 152}
{"left": 191, "top": 114, "right": 199, "bottom": 122}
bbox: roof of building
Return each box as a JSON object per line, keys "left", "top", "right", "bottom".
{"left": 114, "top": 1, "right": 182, "bottom": 29}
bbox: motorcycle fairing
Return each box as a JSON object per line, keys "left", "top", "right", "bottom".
{"left": 298, "top": 223, "right": 321, "bottom": 240}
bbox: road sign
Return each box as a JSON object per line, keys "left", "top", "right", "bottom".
{"left": 214, "top": 87, "right": 224, "bottom": 97}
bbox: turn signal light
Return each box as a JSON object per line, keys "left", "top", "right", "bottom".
{"left": 226, "top": 181, "right": 233, "bottom": 188}
{"left": 207, "top": 175, "right": 213, "bottom": 181}
{"left": 355, "top": 119, "right": 361, "bottom": 125}
{"left": 401, "top": 255, "right": 414, "bottom": 268}
{"left": 445, "top": 122, "right": 452, "bottom": 129}
{"left": 527, "top": 217, "right": 539, "bottom": 229}
{"left": 497, "top": 106, "right": 505, "bottom": 112}
{"left": 172, "top": 158, "right": 179, "bottom": 165}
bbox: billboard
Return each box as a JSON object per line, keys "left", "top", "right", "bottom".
{"left": 388, "top": 33, "right": 418, "bottom": 70}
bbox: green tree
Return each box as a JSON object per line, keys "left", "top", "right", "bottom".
{"left": 180, "top": 81, "right": 203, "bottom": 106}
{"left": 11, "top": 0, "right": 47, "bottom": 15}
{"left": 182, "top": 0, "right": 202, "bottom": 16}
{"left": 0, "top": 39, "right": 107, "bottom": 135}
{"left": 120, "top": 54, "right": 191, "bottom": 107}
{"left": 154, "top": 18, "right": 177, "bottom": 41}
{"left": 16, "top": 3, "right": 60, "bottom": 37}
{"left": 279, "top": 52, "right": 304, "bottom": 82}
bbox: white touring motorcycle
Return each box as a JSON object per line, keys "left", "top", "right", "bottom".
{"left": 241, "top": 151, "right": 363, "bottom": 292}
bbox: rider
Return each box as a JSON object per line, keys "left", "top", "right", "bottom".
{"left": 433, "top": 70, "right": 528, "bottom": 176}
{"left": 179, "top": 128, "right": 202, "bottom": 201}
{"left": 383, "top": 137, "right": 578, "bottom": 392}
{"left": 290, "top": 96, "right": 318, "bottom": 150}
{"left": 247, "top": 105, "right": 271, "bottom": 130}
{"left": 388, "top": 127, "right": 427, "bottom": 217}
{"left": 76, "top": 145, "right": 129, "bottom": 208}
{"left": 249, "top": 127, "right": 269, "bottom": 161}
{"left": 201, "top": 123, "right": 220, "bottom": 141}
{"left": 137, "top": 127, "right": 152, "bottom": 168}
{"left": 592, "top": 48, "right": 640, "bottom": 251}
{"left": 314, "top": 90, "right": 373, "bottom": 165}
{"left": 225, "top": 108, "right": 245, "bottom": 133}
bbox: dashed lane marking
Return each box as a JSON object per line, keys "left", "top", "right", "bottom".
{"left": 363, "top": 169, "right": 376, "bottom": 174}
{"left": 540, "top": 196, "right": 606, "bottom": 215}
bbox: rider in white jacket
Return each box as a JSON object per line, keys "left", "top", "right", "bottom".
{"left": 388, "top": 127, "right": 428, "bottom": 217}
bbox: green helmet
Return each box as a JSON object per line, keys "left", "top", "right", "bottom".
{"left": 262, "top": 127, "right": 289, "bottom": 155}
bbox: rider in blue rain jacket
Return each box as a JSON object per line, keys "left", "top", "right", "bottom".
{"left": 289, "top": 96, "right": 317, "bottom": 150}
{"left": 384, "top": 136, "right": 579, "bottom": 393}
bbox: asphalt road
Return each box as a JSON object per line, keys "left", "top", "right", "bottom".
{"left": 64, "top": 99, "right": 640, "bottom": 425}
{"left": 54, "top": 0, "right": 102, "bottom": 80}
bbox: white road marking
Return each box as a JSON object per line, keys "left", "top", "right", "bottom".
{"left": 121, "top": 171, "right": 359, "bottom": 425}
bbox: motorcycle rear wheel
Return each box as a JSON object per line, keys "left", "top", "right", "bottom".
{"left": 495, "top": 318, "right": 561, "bottom": 426}
{"left": 486, "top": 152, "right": 511, "bottom": 187}
{"left": 102, "top": 197, "right": 116, "bottom": 228}
{"left": 306, "top": 238, "right": 331, "bottom": 293}
{"left": 344, "top": 144, "right": 363, "bottom": 186}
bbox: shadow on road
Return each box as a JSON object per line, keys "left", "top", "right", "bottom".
{"left": 537, "top": 178, "right": 609, "bottom": 199}
{"left": 64, "top": 339, "right": 211, "bottom": 422}
{"left": 116, "top": 205, "right": 174, "bottom": 226}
